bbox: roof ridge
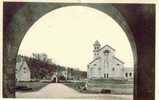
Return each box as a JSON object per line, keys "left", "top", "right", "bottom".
{"left": 97, "top": 44, "right": 115, "bottom": 52}
{"left": 113, "top": 56, "right": 124, "bottom": 64}
{"left": 89, "top": 57, "right": 101, "bottom": 65}
{"left": 18, "top": 61, "right": 25, "bottom": 72}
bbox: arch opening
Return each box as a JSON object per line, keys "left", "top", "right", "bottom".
{"left": 15, "top": 6, "right": 136, "bottom": 98}
{"left": 3, "top": 3, "right": 144, "bottom": 98}
{"left": 18, "top": 6, "right": 135, "bottom": 70}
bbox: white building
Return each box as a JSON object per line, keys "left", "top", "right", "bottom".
{"left": 87, "top": 40, "right": 133, "bottom": 80}
{"left": 16, "top": 58, "right": 31, "bottom": 81}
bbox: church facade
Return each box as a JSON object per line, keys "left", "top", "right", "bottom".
{"left": 87, "top": 40, "right": 133, "bottom": 80}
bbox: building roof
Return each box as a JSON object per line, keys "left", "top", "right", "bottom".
{"left": 113, "top": 56, "right": 125, "bottom": 64}
{"left": 16, "top": 57, "right": 30, "bottom": 72}
{"left": 16, "top": 61, "right": 28, "bottom": 72}
{"left": 16, "top": 62, "right": 23, "bottom": 72}
{"left": 88, "top": 57, "right": 101, "bottom": 65}
{"left": 97, "top": 44, "right": 115, "bottom": 52}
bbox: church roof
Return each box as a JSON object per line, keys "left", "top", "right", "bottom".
{"left": 88, "top": 57, "right": 101, "bottom": 65}
{"left": 113, "top": 56, "right": 124, "bottom": 64}
{"left": 97, "top": 44, "right": 115, "bottom": 52}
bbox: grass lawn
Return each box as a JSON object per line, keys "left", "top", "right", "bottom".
{"left": 64, "top": 82, "right": 87, "bottom": 93}
{"left": 64, "top": 79, "right": 133, "bottom": 94}
{"left": 88, "top": 79, "right": 133, "bottom": 84}
{"left": 16, "top": 81, "right": 49, "bottom": 92}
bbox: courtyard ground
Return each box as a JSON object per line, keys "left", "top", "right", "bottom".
{"left": 16, "top": 83, "right": 133, "bottom": 100}
{"left": 16, "top": 81, "right": 49, "bottom": 91}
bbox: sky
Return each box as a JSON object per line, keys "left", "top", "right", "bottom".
{"left": 18, "top": 6, "right": 134, "bottom": 71}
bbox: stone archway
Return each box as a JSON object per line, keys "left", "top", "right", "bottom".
{"left": 3, "top": 3, "right": 155, "bottom": 100}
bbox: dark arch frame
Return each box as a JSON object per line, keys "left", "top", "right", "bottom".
{"left": 3, "top": 2, "right": 155, "bottom": 100}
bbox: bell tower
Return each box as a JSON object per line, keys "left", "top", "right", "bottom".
{"left": 93, "top": 40, "right": 101, "bottom": 59}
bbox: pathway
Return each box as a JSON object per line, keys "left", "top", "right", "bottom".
{"left": 16, "top": 83, "right": 133, "bottom": 100}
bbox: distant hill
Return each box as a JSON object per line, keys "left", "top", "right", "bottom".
{"left": 16, "top": 55, "right": 87, "bottom": 80}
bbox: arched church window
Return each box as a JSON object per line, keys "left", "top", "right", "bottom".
{"left": 103, "top": 50, "right": 110, "bottom": 54}
{"left": 107, "top": 74, "right": 109, "bottom": 78}
{"left": 129, "top": 72, "right": 132, "bottom": 77}
{"left": 112, "top": 67, "right": 115, "bottom": 71}
{"left": 104, "top": 73, "right": 106, "bottom": 78}
{"left": 104, "top": 73, "right": 109, "bottom": 78}
{"left": 125, "top": 73, "right": 128, "bottom": 77}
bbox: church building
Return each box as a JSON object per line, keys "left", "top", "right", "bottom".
{"left": 87, "top": 40, "right": 133, "bottom": 80}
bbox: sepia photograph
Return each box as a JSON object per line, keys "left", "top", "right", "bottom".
{"left": 2, "top": 1, "right": 156, "bottom": 100}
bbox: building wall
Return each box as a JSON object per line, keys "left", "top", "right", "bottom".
{"left": 109, "top": 58, "right": 124, "bottom": 79}
{"left": 16, "top": 61, "right": 31, "bottom": 81}
{"left": 88, "top": 59, "right": 100, "bottom": 78}
{"left": 88, "top": 44, "right": 133, "bottom": 80}
{"left": 123, "top": 67, "right": 134, "bottom": 79}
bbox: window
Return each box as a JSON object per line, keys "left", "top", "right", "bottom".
{"left": 112, "top": 67, "right": 115, "bottom": 71}
{"left": 104, "top": 73, "right": 109, "bottom": 78}
{"left": 103, "top": 50, "right": 110, "bottom": 54}
{"left": 117, "top": 64, "right": 120, "bottom": 66}
{"left": 129, "top": 72, "right": 132, "bottom": 77}
{"left": 104, "top": 73, "right": 106, "bottom": 78}
{"left": 94, "top": 64, "right": 96, "bottom": 66}
{"left": 125, "top": 73, "right": 128, "bottom": 77}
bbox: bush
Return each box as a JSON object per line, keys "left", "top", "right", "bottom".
{"left": 101, "top": 89, "right": 111, "bottom": 94}
{"left": 16, "top": 86, "right": 32, "bottom": 91}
